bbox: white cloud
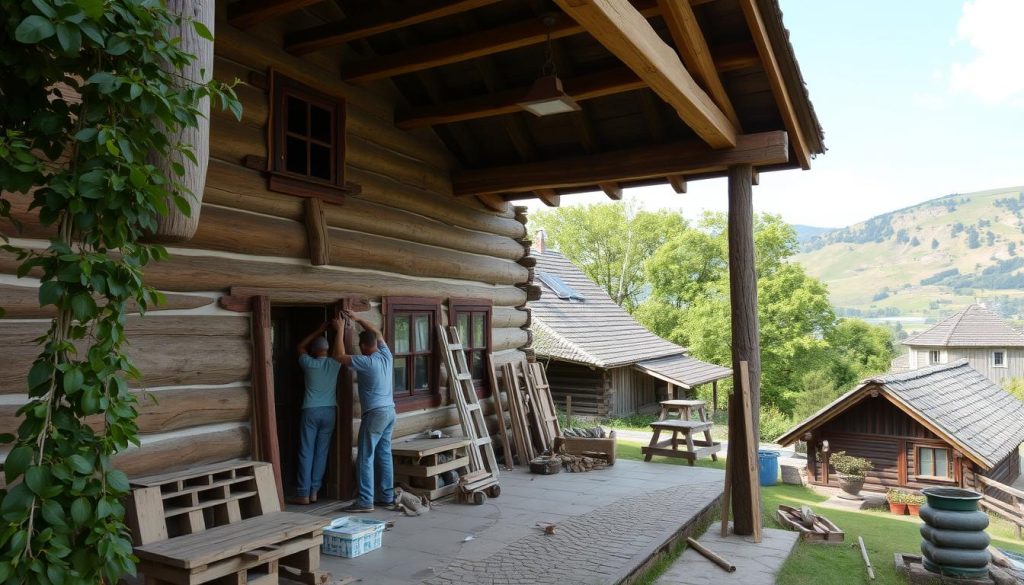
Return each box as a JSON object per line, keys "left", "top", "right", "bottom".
{"left": 949, "top": 0, "right": 1024, "bottom": 106}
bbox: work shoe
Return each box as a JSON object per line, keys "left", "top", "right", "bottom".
{"left": 310, "top": 492, "right": 318, "bottom": 503}
{"left": 341, "top": 503, "right": 374, "bottom": 513}
{"left": 287, "top": 496, "right": 310, "bottom": 505}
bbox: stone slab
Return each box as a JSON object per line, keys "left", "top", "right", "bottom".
{"left": 654, "top": 524, "right": 800, "bottom": 585}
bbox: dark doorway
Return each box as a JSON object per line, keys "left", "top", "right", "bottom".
{"left": 271, "top": 305, "right": 350, "bottom": 499}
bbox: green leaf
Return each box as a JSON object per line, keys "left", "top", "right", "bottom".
{"left": 4, "top": 446, "right": 33, "bottom": 483}
{"left": 38, "top": 280, "right": 64, "bottom": 306}
{"left": 0, "top": 433, "right": 14, "bottom": 444}
{"left": 55, "top": 22, "right": 82, "bottom": 53}
{"left": 15, "top": 15, "right": 56, "bottom": 43}
{"left": 192, "top": 20, "right": 214, "bottom": 41}
{"left": 46, "top": 563, "right": 65, "bottom": 585}
{"left": 95, "top": 498, "right": 112, "bottom": 519}
{"left": 70, "top": 292, "right": 96, "bottom": 322}
{"left": 105, "top": 470, "right": 129, "bottom": 493}
{"left": 77, "top": 0, "right": 104, "bottom": 19}
{"left": 25, "top": 466, "right": 49, "bottom": 495}
{"left": 27, "top": 361, "right": 53, "bottom": 393}
{"left": 31, "top": 0, "right": 58, "bottom": 18}
{"left": 0, "top": 561, "right": 10, "bottom": 583}
{"left": 70, "top": 497, "right": 90, "bottom": 526}
{"left": 41, "top": 500, "right": 67, "bottom": 527}
{"left": 0, "top": 483, "right": 34, "bottom": 519}
{"left": 63, "top": 367, "right": 84, "bottom": 394}
{"left": 68, "top": 454, "right": 92, "bottom": 475}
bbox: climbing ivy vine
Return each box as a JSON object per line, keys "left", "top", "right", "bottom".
{"left": 0, "top": 1, "right": 239, "bottom": 583}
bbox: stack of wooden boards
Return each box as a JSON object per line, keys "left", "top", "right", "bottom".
{"left": 124, "top": 461, "right": 330, "bottom": 585}
{"left": 486, "top": 358, "right": 562, "bottom": 467}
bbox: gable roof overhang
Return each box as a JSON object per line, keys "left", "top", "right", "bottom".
{"left": 634, "top": 354, "right": 732, "bottom": 389}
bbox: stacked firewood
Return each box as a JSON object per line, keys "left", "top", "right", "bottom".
{"left": 555, "top": 452, "right": 608, "bottom": 473}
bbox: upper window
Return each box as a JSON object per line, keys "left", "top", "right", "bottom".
{"left": 929, "top": 350, "right": 941, "bottom": 365}
{"left": 269, "top": 71, "right": 347, "bottom": 201}
{"left": 449, "top": 299, "right": 492, "bottom": 396}
{"left": 385, "top": 297, "right": 441, "bottom": 411}
{"left": 993, "top": 350, "right": 1007, "bottom": 368}
{"left": 917, "top": 446, "right": 952, "bottom": 479}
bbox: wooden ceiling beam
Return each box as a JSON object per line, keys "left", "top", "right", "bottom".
{"left": 714, "top": 41, "right": 761, "bottom": 73}
{"left": 285, "top": 0, "right": 501, "bottom": 55}
{"left": 476, "top": 194, "right": 509, "bottom": 212}
{"left": 658, "top": 0, "right": 741, "bottom": 128}
{"left": 536, "top": 189, "right": 561, "bottom": 207}
{"left": 599, "top": 182, "right": 623, "bottom": 200}
{"left": 553, "top": 0, "right": 736, "bottom": 149}
{"left": 227, "top": 0, "right": 323, "bottom": 29}
{"left": 396, "top": 67, "right": 644, "bottom": 129}
{"left": 737, "top": 0, "right": 810, "bottom": 169}
{"left": 343, "top": 1, "right": 661, "bottom": 83}
{"left": 453, "top": 131, "right": 788, "bottom": 196}
{"left": 668, "top": 175, "right": 687, "bottom": 193}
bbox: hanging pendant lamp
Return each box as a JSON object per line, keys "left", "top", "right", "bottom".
{"left": 517, "top": 15, "right": 582, "bottom": 117}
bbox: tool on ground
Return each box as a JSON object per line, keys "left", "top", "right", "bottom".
{"left": 686, "top": 537, "right": 736, "bottom": 573}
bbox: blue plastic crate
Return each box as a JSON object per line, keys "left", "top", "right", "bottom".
{"left": 321, "top": 516, "right": 386, "bottom": 558}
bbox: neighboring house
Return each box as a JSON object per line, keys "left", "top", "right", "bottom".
{"left": 530, "top": 247, "right": 731, "bottom": 418}
{"left": 892, "top": 304, "right": 1024, "bottom": 385}
{"left": 777, "top": 360, "right": 1024, "bottom": 492}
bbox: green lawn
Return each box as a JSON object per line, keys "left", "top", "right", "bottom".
{"left": 617, "top": 439, "right": 1024, "bottom": 585}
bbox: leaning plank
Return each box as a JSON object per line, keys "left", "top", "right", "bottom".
{"left": 114, "top": 426, "right": 251, "bottom": 477}
{"left": 487, "top": 354, "right": 516, "bottom": 469}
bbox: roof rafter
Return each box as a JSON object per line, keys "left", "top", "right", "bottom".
{"left": 453, "top": 131, "right": 789, "bottom": 197}
{"left": 228, "top": 0, "right": 323, "bottom": 29}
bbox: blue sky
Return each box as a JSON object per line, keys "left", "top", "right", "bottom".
{"left": 524, "top": 0, "right": 1024, "bottom": 228}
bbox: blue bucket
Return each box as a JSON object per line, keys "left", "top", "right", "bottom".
{"left": 757, "top": 450, "right": 780, "bottom": 486}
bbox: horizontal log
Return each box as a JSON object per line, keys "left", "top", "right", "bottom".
{"left": 491, "top": 307, "right": 528, "bottom": 329}
{"left": 492, "top": 327, "right": 529, "bottom": 352}
{"left": 223, "top": 290, "right": 370, "bottom": 311}
{"left": 114, "top": 426, "right": 251, "bottom": 477}
{"left": 188, "top": 204, "right": 528, "bottom": 285}
{"left": 204, "top": 161, "right": 524, "bottom": 258}
{"left": 0, "top": 282, "right": 213, "bottom": 318}
{"left": 0, "top": 319, "right": 250, "bottom": 392}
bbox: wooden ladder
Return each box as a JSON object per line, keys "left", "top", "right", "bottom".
{"left": 438, "top": 325, "right": 500, "bottom": 502}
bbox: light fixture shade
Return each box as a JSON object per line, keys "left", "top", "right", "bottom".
{"left": 517, "top": 75, "right": 582, "bottom": 117}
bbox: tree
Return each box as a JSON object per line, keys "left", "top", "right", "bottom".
{"left": 825, "top": 318, "right": 896, "bottom": 390}
{"left": 0, "top": 3, "right": 239, "bottom": 583}
{"left": 932, "top": 238, "right": 940, "bottom": 249}
{"left": 910, "top": 236, "right": 920, "bottom": 246}
{"left": 531, "top": 202, "right": 685, "bottom": 311}
{"left": 968, "top": 227, "right": 981, "bottom": 248}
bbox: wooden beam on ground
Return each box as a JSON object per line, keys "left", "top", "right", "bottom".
{"left": 227, "top": 0, "right": 321, "bottom": 29}
{"left": 343, "top": 1, "right": 661, "bottom": 83}
{"left": 554, "top": 0, "right": 737, "bottom": 149}
{"left": 397, "top": 67, "right": 643, "bottom": 129}
{"left": 453, "top": 131, "right": 787, "bottom": 196}
{"left": 286, "top": 0, "right": 501, "bottom": 55}
{"left": 658, "top": 0, "right": 741, "bottom": 128}
{"left": 536, "top": 189, "right": 561, "bottom": 207}
{"left": 599, "top": 182, "right": 622, "bottom": 200}
{"left": 737, "top": 0, "right": 810, "bottom": 168}
{"left": 668, "top": 175, "right": 687, "bottom": 193}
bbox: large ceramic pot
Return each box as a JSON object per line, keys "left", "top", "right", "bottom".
{"left": 837, "top": 474, "right": 865, "bottom": 499}
{"left": 919, "top": 487, "right": 990, "bottom": 578}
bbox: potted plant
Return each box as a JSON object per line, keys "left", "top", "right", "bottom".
{"left": 906, "top": 493, "right": 926, "bottom": 516}
{"left": 886, "top": 488, "right": 908, "bottom": 515}
{"left": 830, "top": 451, "right": 874, "bottom": 499}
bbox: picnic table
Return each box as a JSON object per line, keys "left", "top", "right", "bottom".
{"left": 641, "top": 419, "right": 721, "bottom": 466}
{"left": 657, "top": 399, "right": 710, "bottom": 422}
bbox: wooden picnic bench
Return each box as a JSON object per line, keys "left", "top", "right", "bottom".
{"left": 125, "top": 461, "right": 331, "bottom": 585}
{"left": 641, "top": 420, "right": 721, "bottom": 466}
{"left": 657, "top": 399, "right": 709, "bottom": 422}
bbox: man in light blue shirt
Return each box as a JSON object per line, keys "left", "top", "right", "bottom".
{"left": 290, "top": 315, "right": 345, "bottom": 505}
{"left": 335, "top": 309, "right": 396, "bottom": 513}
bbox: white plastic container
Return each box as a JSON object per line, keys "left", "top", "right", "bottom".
{"left": 321, "top": 516, "right": 386, "bottom": 558}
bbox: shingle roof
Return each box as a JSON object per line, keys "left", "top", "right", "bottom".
{"left": 777, "top": 360, "right": 1024, "bottom": 469}
{"left": 903, "top": 304, "right": 1024, "bottom": 348}
{"left": 634, "top": 354, "right": 733, "bottom": 390}
{"left": 530, "top": 251, "right": 729, "bottom": 388}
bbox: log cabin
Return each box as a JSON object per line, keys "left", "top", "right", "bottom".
{"left": 776, "top": 360, "right": 1024, "bottom": 493}
{"left": 530, "top": 243, "right": 731, "bottom": 418}
{"left": 1, "top": 0, "right": 824, "bottom": 533}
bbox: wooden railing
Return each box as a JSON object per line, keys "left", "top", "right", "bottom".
{"left": 975, "top": 475, "right": 1024, "bottom": 539}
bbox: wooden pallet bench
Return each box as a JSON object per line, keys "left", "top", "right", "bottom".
{"left": 392, "top": 437, "right": 470, "bottom": 501}
{"left": 125, "top": 461, "right": 331, "bottom": 585}
{"left": 641, "top": 420, "right": 721, "bottom": 466}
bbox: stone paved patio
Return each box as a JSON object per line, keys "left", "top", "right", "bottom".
{"left": 654, "top": 524, "right": 799, "bottom": 585}
{"left": 298, "top": 459, "right": 723, "bottom": 585}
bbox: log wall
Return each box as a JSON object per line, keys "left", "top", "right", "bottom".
{"left": 546, "top": 361, "right": 610, "bottom": 418}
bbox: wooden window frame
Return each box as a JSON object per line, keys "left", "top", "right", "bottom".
{"left": 268, "top": 70, "right": 351, "bottom": 203}
{"left": 929, "top": 350, "right": 941, "bottom": 365}
{"left": 914, "top": 444, "right": 955, "bottom": 482}
{"left": 993, "top": 349, "right": 1007, "bottom": 368}
{"left": 449, "top": 298, "right": 493, "bottom": 398}
{"left": 383, "top": 296, "right": 442, "bottom": 413}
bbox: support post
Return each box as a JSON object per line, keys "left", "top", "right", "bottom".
{"left": 251, "top": 296, "right": 284, "bottom": 509}
{"left": 712, "top": 380, "right": 718, "bottom": 413}
{"left": 726, "top": 163, "right": 761, "bottom": 535}
{"left": 336, "top": 300, "right": 357, "bottom": 500}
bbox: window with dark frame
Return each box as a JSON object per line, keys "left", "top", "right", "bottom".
{"left": 994, "top": 350, "right": 1006, "bottom": 367}
{"left": 449, "top": 299, "right": 492, "bottom": 396}
{"left": 385, "top": 298, "right": 441, "bottom": 411}
{"left": 916, "top": 445, "right": 952, "bottom": 479}
{"left": 268, "top": 71, "right": 348, "bottom": 201}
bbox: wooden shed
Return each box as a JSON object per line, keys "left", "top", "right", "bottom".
{"left": 777, "top": 360, "right": 1024, "bottom": 493}
{"left": 531, "top": 249, "right": 731, "bottom": 417}
{"left": 2, "top": 0, "right": 823, "bottom": 529}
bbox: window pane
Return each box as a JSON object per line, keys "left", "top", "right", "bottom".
{"left": 309, "top": 105, "right": 331, "bottom": 143}
{"left": 995, "top": 352, "right": 1004, "bottom": 366}
{"left": 471, "top": 350, "right": 485, "bottom": 380}
{"left": 287, "top": 96, "right": 307, "bottom": 135}
{"left": 473, "top": 313, "right": 485, "bottom": 348}
{"left": 309, "top": 143, "right": 331, "bottom": 181}
{"left": 414, "top": 315, "right": 430, "bottom": 352}
{"left": 920, "top": 448, "right": 933, "bottom": 476}
{"left": 285, "top": 137, "right": 307, "bottom": 175}
{"left": 456, "top": 314, "right": 469, "bottom": 345}
{"left": 414, "top": 356, "right": 429, "bottom": 390}
{"left": 935, "top": 449, "right": 949, "bottom": 478}
{"left": 393, "top": 357, "right": 407, "bottom": 393}
{"left": 393, "top": 315, "right": 410, "bottom": 354}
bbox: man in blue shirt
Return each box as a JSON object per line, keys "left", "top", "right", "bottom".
{"left": 335, "top": 309, "right": 396, "bottom": 513}
{"left": 290, "top": 315, "right": 345, "bottom": 505}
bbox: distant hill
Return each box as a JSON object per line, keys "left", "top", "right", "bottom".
{"left": 793, "top": 186, "right": 1024, "bottom": 332}
{"left": 793, "top": 224, "right": 834, "bottom": 243}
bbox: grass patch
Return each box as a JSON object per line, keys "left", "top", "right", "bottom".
{"left": 616, "top": 438, "right": 726, "bottom": 470}
{"left": 586, "top": 411, "right": 730, "bottom": 441}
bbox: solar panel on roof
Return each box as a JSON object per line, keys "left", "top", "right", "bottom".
{"left": 537, "top": 271, "right": 585, "bottom": 301}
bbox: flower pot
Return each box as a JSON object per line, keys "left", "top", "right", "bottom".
{"left": 889, "top": 502, "right": 908, "bottom": 515}
{"left": 907, "top": 503, "right": 921, "bottom": 516}
{"left": 837, "top": 474, "right": 865, "bottom": 499}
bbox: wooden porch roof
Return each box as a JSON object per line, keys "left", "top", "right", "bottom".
{"left": 225, "top": 0, "right": 825, "bottom": 207}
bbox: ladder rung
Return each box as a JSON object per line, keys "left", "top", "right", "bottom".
{"left": 447, "top": 344, "right": 464, "bottom": 351}
{"left": 456, "top": 373, "right": 473, "bottom": 380}
{"left": 465, "top": 404, "right": 481, "bottom": 412}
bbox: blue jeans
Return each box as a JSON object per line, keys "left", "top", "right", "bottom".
{"left": 357, "top": 406, "right": 396, "bottom": 507}
{"left": 296, "top": 406, "right": 336, "bottom": 498}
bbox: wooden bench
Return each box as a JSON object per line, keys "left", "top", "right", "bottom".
{"left": 392, "top": 437, "right": 471, "bottom": 501}
{"left": 657, "top": 399, "right": 709, "bottom": 422}
{"left": 125, "top": 461, "right": 331, "bottom": 585}
{"left": 641, "top": 420, "right": 721, "bottom": 466}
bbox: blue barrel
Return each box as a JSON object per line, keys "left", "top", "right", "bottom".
{"left": 757, "top": 450, "right": 780, "bottom": 486}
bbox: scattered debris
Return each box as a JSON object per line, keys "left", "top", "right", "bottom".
{"left": 536, "top": 522, "right": 557, "bottom": 535}
{"left": 777, "top": 504, "right": 845, "bottom": 542}
{"left": 686, "top": 537, "right": 736, "bottom": 573}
